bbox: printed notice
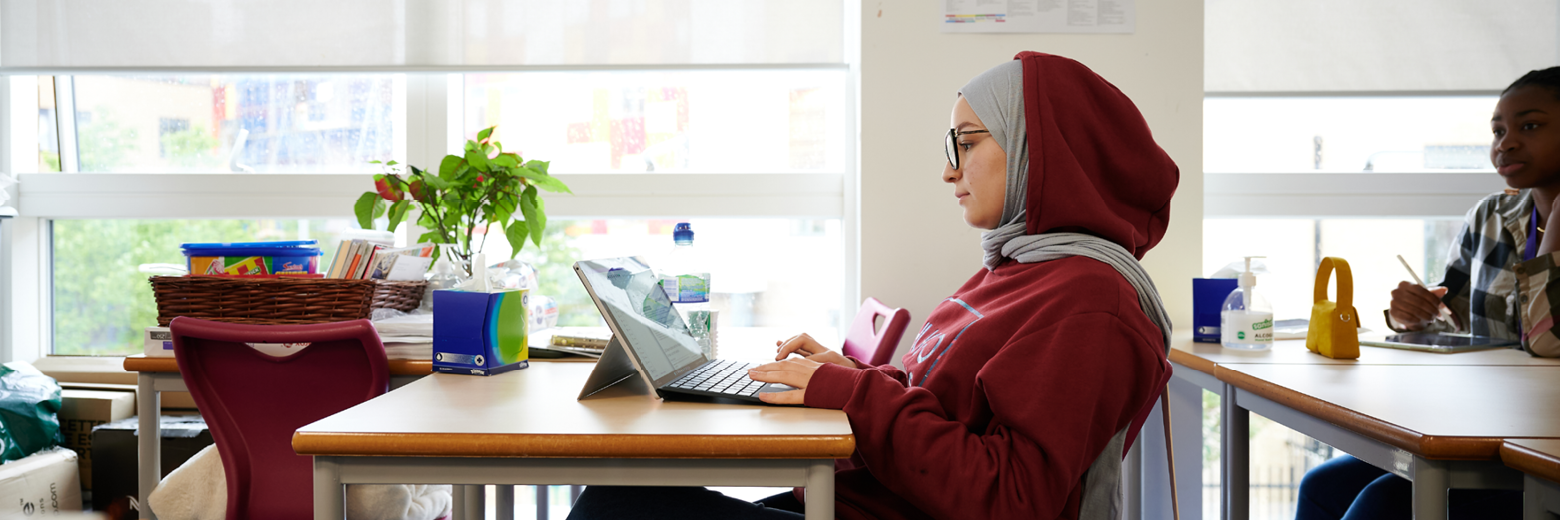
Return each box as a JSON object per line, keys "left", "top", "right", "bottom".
{"left": 942, "top": 0, "right": 1134, "bottom": 34}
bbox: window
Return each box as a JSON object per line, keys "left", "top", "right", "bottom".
{"left": 1, "top": 1, "right": 855, "bottom": 362}
{"left": 1202, "top": 1, "right": 1557, "bottom": 518}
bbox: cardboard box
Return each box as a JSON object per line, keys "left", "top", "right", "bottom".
{"left": 92, "top": 416, "right": 213, "bottom": 519}
{"left": 433, "top": 289, "right": 529, "bottom": 376}
{"left": 144, "top": 327, "right": 172, "bottom": 358}
{"left": 0, "top": 448, "right": 84, "bottom": 517}
{"left": 1193, "top": 278, "right": 1240, "bottom": 343}
{"left": 59, "top": 389, "right": 135, "bottom": 491}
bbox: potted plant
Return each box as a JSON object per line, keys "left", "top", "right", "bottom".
{"left": 354, "top": 125, "right": 572, "bottom": 274}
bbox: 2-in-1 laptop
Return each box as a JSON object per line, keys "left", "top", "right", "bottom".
{"left": 573, "top": 257, "right": 796, "bottom": 403}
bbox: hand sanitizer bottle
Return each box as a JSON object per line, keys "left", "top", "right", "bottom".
{"left": 1221, "top": 256, "right": 1274, "bottom": 350}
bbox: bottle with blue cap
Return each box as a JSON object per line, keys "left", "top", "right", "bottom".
{"left": 661, "top": 222, "right": 713, "bottom": 356}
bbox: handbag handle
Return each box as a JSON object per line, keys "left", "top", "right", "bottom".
{"left": 1313, "top": 257, "right": 1353, "bottom": 310}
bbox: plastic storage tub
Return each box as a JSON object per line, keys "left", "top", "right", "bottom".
{"left": 181, "top": 240, "right": 322, "bottom": 276}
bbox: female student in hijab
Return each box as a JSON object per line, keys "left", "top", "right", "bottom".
{"left": 567, "top": 52, "right": 1181, "bottom": 520}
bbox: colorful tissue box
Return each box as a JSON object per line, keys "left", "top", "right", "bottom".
{"left": 433, "top": 289, "right": 530, "bottom": 375}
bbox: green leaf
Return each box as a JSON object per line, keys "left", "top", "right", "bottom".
{"left": 420, "top": 172, "right": 451, "bottom": 190}
{"left": 465, "top": 149, "right": 489, "bottom": 172}
{"left": 491, "top": 153, "right": 519, "bottom": 168}
{"left": 504, "top": 220, "right": 530, "bottom": 257}
{"left": 386, "top": 160, "right": 398, "bottom": 166}
{"left": 522, "top": 160, "right": 550, "bottom": 174}
{"left": 387, "top": 200, "right": 410, "bottom": 231}
{"left": 464, "top": 140, "right": 479, "bottom": 152}
{"left": 521, "top": 186, "right": 545, "bottom": 246}
{"left": 477, "top": 126, "right": 494, "bottom": 141}
{"left": 514, "top": 167, "right": 573, "bottom": 194}
{"left": 369, "top": 160, "right": 383, "bottom": 165}
{"left": 354, "top": 192, "right": 380, "bottom": 229}
{"left": 372, "top": 198, "right": 388, "bottom": 219}
{"left": 439, "top": 155, "right": 462, "bottom": 178}
{"left": 416, "top": 230, "right": 444, "bottom": 245}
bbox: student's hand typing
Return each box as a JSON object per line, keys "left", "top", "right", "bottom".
{"left": 1388, "top": 281, "right": 1450, "bottom": 330}
{"left": 774, "top": 333, "right": 858, "bottom": 369}
{"left": 747, "top": 357, "right": 824, "bottom": 405}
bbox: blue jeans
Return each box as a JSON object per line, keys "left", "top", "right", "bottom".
{"left": 566, "top": 486, "right": 805, "bottom": 520}
{"left": 1294, "top": 455, "right": 1519, "bottom": 520}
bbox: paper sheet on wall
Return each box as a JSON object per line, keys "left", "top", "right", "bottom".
{"left": 942, "top": 0, "right": 1134, "bottom": 34}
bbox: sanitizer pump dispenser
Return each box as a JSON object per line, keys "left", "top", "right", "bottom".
{"left": 1221, "top": 256, "right": 1274, "bottom": 350}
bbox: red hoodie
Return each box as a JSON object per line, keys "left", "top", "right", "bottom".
{"left": 803, "top": 52, "right": 1179, "bottom": 519}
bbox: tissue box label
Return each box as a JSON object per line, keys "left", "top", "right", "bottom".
{"left": 433, "top": 289, "right": 530, "bottom": 376}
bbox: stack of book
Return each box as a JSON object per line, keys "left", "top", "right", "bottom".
{"left": 324, "top": 241, "right": 435, "bottom": 280}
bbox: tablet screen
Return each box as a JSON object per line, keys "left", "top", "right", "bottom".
{"left": 1382, "top": 332, "right": 1517, "bottom": 348}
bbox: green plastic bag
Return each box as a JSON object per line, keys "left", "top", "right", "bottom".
{"left": 0, "top": 361, "right": 63, "bottom": 462}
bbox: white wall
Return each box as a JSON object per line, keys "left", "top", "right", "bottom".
{"left": 859, "top": 0, "right": 1204, "bottom": 361}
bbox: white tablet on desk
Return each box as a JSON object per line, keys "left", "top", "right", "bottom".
{"left": 1359, "top": 332, "right": 1520, "bottom": 354}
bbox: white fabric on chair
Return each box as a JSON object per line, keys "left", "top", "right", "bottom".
{"left": 149, "top": 444, "right": 453, "bottom": 520}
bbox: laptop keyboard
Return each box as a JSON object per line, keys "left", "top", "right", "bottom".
{"left": 667, "top": 359, "right": 769, "bottom": 397}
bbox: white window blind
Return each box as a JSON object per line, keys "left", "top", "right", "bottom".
{"left": 0, "top": 0, "right": 844, "bottom": 71}
{"left": 1207, "top": 0, "right": 1559, "bottom": 93}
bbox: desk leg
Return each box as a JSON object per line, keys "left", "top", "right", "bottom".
{"left": 805, "top": 459, "right": 834, "bottom": 520}
{"left": 495, "top": 485, "right": 514, "bottom": 520}
{"left": 455, "top": 484, "right": 486, "bottom": 520}
{"left": 137, "top": 373, "right": 161, "bottom": 520}
{"left": 1524, "top": 474, "right": 1560, "bottom": 520}
{"left": 1412, "top": 457, "right": 1449, "bottom": 520}
{"left": 1222, "top": 383, "right": 1249, "bottom": 520}
{"left": 536, "top": 486, "right": 549, "bottom": 520}
{"left": 313, "top": 456, "right": 344, "bottom": 520}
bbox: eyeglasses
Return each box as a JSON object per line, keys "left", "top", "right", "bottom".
{"left": 946, "top": 129, "right": 990, "bottom": 170}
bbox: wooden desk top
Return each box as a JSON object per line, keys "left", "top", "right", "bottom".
{"left": 1218, "top": 364, "right": 1560, "bottom": 460}
{"left": 293, "top": 362, "right": 855, "bottom": 459}
{"left": 1170, "top": 331, "right": 1560, "bottom": 375}
{"left": 1501, "top": 439, "right": 1560, "bottom": 484}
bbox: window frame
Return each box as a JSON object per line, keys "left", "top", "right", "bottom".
{"left": 2, "top": 62, "right": 861, "bottom": 364}
{"left": 1204, "top": 90, "right": 1510, "bottom": 219}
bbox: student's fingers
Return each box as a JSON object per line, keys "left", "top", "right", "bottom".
{"left": 1388, "top": 282, "right": 1439, "bottom": 326}
{"left": 774, "top": 333, "right": 827, "bottom": 360}
{"left": 757, "top": 388, "right": 805, "bottom": 405}
{"left": 1392, "top": 281, "right": 1445, "bottom": 314}
{"left": 748, "top": 358, "right": 822, "bottom": 388}
{"left": 807, "top": 350, "right": 858, "bottom": 370}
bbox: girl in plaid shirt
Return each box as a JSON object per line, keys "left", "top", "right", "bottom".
{"left": 1387, "top": 68, "right": 1560, "bottom": 359}
{"left": 1297, "top": 68, "right": 1560, "bottom": 520}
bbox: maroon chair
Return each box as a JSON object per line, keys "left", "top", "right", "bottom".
{"left": 1122, "top": 355, "right": 1181, "bottom": 520}
{"left": 841, "top": 297, "right": 911, "bottom": 367}
{"left": 171, "top": 317, "right": 388, "bottom": 520}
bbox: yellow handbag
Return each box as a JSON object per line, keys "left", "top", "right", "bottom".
{"left": 1307, "top": 257, "right": 1361, "bottom": 359}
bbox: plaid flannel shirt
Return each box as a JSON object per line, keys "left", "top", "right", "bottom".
{"left": 1408, "top": 189, "right": 1560, "bottom": 357}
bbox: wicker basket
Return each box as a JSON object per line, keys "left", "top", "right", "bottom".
{"left": 150, "top": 276, "right": 427, "bottom": 326}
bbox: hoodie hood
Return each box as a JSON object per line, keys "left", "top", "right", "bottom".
{"left": 1012, "top": 51, "right": 1178, "bottom": 260}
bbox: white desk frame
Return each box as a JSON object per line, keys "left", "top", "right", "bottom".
{"left": 313, "top": 457, "right": 835, "bottom": 520}
{"left": 1524, "top": 474, "right": 1560, "bottom": 519}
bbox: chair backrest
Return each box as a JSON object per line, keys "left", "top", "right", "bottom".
{"left": 841, "top": 297, "right": 912, "bottom": 367}
{"left": 171, "top": 317, "right": 388, "bottom": 520}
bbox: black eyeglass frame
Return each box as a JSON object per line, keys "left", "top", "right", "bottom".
{"left": 946, "top": 129, "right": 990, "bottom": 170}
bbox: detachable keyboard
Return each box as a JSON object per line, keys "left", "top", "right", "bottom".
{"left": 663, "top": 359, "right": 772, "bottom": 399}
